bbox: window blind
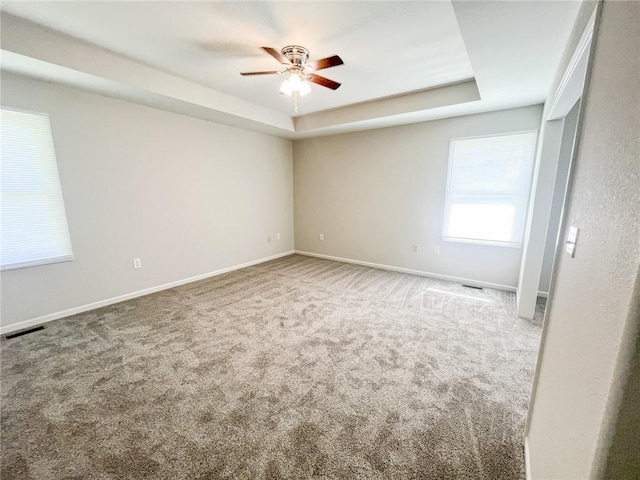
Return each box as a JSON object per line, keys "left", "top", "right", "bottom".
{"left": 1, "top": 107, "right": 73, "bottom": 270}
{"left": 443, "top": 132, "right": 537, "bottom": 247}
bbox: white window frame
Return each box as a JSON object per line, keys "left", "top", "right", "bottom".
{"left": 442, "top": 130, "right": 538, "bottom": 248}
{"left": 1, "top": 106, "right": 74, "bottom": 271}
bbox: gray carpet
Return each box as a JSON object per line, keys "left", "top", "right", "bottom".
{"left": 1, "top": 254, "right": 544, "bottom": 479}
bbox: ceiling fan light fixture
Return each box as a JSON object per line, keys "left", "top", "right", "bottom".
{"left": 280, "top": 71, "right": 311, "bottom": 96}
{"left": 279, "top": 78, "right": 293, "bottom": 96}
{"left": 298, "top": 80, "right": 311, "bottom": 96}
{"left": 288, "top": 72, "right": 302, "bottom": 89}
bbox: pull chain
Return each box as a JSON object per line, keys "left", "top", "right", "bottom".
{"left": 294, "top": 90, "right": 298, "bottom": 114}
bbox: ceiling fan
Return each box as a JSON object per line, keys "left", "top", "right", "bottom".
{"left": 241, "top": 45, "right": 343, "bottom": 96}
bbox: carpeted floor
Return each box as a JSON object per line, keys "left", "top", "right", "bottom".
{"left": 1, "top": 254, "right": 544, "bottom": 479}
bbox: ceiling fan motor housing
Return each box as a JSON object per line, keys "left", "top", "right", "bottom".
{"left": 281, "top": 45, "right": 309, "bottom": 67}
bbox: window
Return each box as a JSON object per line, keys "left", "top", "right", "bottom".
{"left": 443, "top": 131, "right": 537, "bottom": 247}
{"left": 1, "top": 107, "right": 73, "bottom": 270}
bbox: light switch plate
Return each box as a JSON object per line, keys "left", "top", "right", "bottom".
{"left": 565, "top": 226, "right": 579, "bottom": 257}
{"left": 565, "top": 242, "right": 576, "bottom": 257}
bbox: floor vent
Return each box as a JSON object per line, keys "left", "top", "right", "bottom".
{"left": 462, "top": 284, "right": 483, "bottom": 290}
{"left": 5, "top": 326, "right": 45, "bottom": 339}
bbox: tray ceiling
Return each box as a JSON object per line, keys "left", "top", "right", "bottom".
{"left": 0, "top": 1, "right": 583, "bottom": 138}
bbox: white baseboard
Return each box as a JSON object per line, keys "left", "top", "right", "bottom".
{"left": 524, "top": 436, "right": 532, "bottom": 480}
{"left": 1, "top": 250, "right": 295, "bottom": 335}
{"left": 294, "top": 250, "right": 517, "bottom": 293}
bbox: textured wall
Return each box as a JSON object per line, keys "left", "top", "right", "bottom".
{"left": 1, "top": 73, "right": 294, "bottom": 329}
{"left": 592, "top": 270, "right": 640, "bottom": 478}
{"left": 527, "top": 1, "right": 640, "bottom": 478}
{"left": 293, "top": 106, "right": 543, "bottom": 289}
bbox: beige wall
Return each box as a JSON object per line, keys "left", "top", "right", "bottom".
{"left": 592, "top": 270, "right": 640, "bottom": 478}
{"left": 293, "top": 105, "right": 542, "bottom": 289}
{"left": 0, "top": 73, "right": 294, "bottom": 330}
{"left": 527, "top": 1, "right": 640, "bottom": 478}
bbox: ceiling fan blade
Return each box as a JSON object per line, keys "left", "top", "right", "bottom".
{"left": 308, "top": 73, "right": 341, "bottom": 90}
{"left": 240, "top": 71, "right": 280, "bottom": 76}
{"left": 261, "top": 46, "right": 288, "bottom": 64}
{"left": 308, "top": 55, "right": 344, "bottom": 71}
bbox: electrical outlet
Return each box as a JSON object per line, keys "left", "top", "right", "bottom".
{"left": 276, "top": 233, "right": 281, "bottom": 240}
{"left": 433, "top": 245, "right": 441, "bottom": 255}
{"left": 267, "top": 235, "right": 272, "bottom": 243}
{"left": 133, "top": 258, "right": 142, "bottom": 269}
{"left": 413, "top": 244, "right": 419, "bottom": 253}
{"left": 319, "top": 233, "right": 324, "bottom": 241}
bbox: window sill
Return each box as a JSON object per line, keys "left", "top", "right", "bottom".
{"left": 1, "top": 255, "right": 74, "bottom": 272}
{"left": 442, "top": 237, "right": 522, "bottom": 249}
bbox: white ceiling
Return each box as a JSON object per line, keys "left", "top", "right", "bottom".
{"left": 0, "top": 1, "right": 583, "bottom": 138}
